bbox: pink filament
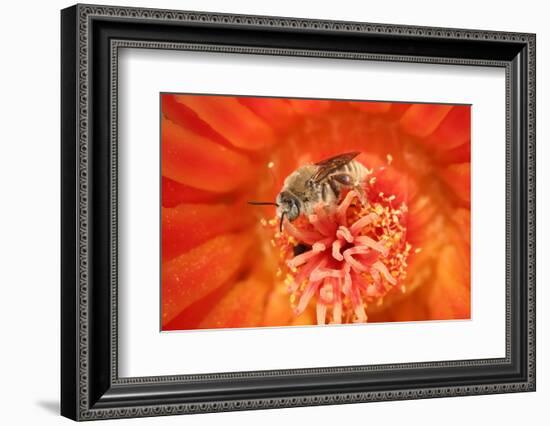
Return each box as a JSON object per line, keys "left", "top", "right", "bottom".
{"left": 285, "top": 190, "right": 401, "bottom": 325}
{"left": 284, "top": 220, "right": 322, "bottom": 245}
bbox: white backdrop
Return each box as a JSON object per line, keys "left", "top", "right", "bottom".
{"left": 119, "top": 50, "right": 505, "bottom": 377}
{"left": 0, "top": 0, "right": 547, "bottom": 425}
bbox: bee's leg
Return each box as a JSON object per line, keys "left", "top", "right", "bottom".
{"left": 330, "top": 174, "right": 367, "bottom": 206}
{"left": 353, "top": 181, "right": 368, "bottom": 207}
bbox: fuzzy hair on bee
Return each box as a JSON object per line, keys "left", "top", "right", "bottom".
{"left": 249, "top": 152, "right": 369, "bottom": 231}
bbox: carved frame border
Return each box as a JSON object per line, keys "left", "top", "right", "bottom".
{"left": 61, "top": 3, "right": 535, "bottom": 421}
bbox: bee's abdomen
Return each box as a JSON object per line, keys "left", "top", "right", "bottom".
{"left": 346, "top": 160, "right": 368, "bottom": 182}
{"left": 310, "top": 160, "right": 368, "bottom": 210}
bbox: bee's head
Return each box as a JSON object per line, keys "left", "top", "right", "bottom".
{"left": 276, "top": 191, "right": 301, "bottom": 228}
{"left": 247, "top": 191, "right": 301, "bottom": 233}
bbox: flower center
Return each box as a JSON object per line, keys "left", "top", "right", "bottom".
{"left": 270, "top": 179, "right": 413, "bottom": 325}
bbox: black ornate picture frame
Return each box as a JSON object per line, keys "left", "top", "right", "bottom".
{"left": 61, "top": 3, "right": 536, "bottom": 421}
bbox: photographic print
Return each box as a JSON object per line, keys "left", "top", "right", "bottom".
{"left": 161, "top": 94, "right": 471, "bottom": 331}
{"left": 61, "top": 6, "right": 535, "bottom": 418}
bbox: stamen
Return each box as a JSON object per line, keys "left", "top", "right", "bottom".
{"left": 272, "top": 183, "right": 411, "bottom": 325}
{"left": 336, "top": 226, "right": 354, "bottom": 243}
{"left": 316, "top": 303, "right": 327, "bottom": 325}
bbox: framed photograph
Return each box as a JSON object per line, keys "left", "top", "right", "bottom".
{"left": 61, "top": 3, "right": 536, "bottom": 421}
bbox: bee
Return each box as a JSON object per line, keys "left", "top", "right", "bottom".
{"left": 250, "top": 152, "right": 369, "bottom": 231}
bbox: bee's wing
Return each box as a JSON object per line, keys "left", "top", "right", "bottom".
{"left": 309, "top": 152, "right": 360, "bottom": 183}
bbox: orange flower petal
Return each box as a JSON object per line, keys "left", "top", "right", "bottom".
{"left": 159, "top": 97, "right": 472, "bottom": 328}
{"left": 349, "top": 101, "right": 392, "bottom": 114}
{"left": 174, "top": 95, "right": 276, "bottom": 150}
{"left": 162, "top": 94, "right": 233, "bottom": 148}
{"left": 237, "top": 97, "right": 297, "bottom": 129}
{"left": 262, "top": 286, "right": 293, "bottom": 326}
{"left": 369, "top": 164, "right": 418, "bottom": 206}
{"left": 439, "top": 163, "right": 471, "bottom": 204}
{"left": 428, "top": 244, "right": 470, "bottom": 319}
{"left": 451, "top": 208, "right": 471, "bottom": 248}
{"left": 163, "top": 278, "right": 236, "bottom": 331}
{"left": 287, "top": 99, "right": 331, "bottom": 115}
{"left": 290, "top": 308, "right": 315, "bottom": 326}
{"left": 399, "top": 104, "right": 453, "bottom": 138}
{"left": 162, "top": 202, "right": 252, "bottom": 261}
{"left": 367, "top": 221, "right": 470, "bottom": 323}
{"left": 388, "top": 103, "right": 413, "bottom": 119}
{"left": 434, "top": 140, "right": 471, "bottom": 165}
{"left": 424, "top": 106, "right": 471, "bottom": 151}
{"left": 367, "top": 293, "right": 430, "bottom": 322}
{"left": 197, "top": 276, "right": 270, "bottom": 329}
{"left": 162, "top": 232, "right": 254, "bottom": 326}
{"left": 162, "top": 118, "right": 253, "bottom": 192}
{"left": 162, "top": 176, "right": 226, "bottom": 207}
{"left": 406, "top": 195, "right": 438, "bottom": 246}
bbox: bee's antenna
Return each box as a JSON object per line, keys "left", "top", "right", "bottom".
{"left": 248, "top": 201, "right": 279, "bottom": 206}
{"left": 279, "top": 211, "right": 286, "bottom": 232}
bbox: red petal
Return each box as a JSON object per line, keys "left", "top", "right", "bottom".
{"left": 434, "top": 140, "right": 471, "bottom": 165}
{"left": 163, "top": 278, "right": 236, "bottom": 331}
{"left": 237, "top": 97, "right": 297, "bottom": 129}
{"left": 428, "top": 244, "right": 471, "bottom": 319}
{"left": 197, "top": 276, "right": 270, "bottom": 329}
{"left": 349, "top": 101, "right": 392, "bottom": 114}
{"left": 423, "top": 106, "right": 471, "bottom": 151}
{"left": 387, "top": 103, "right": 413, "bottom": 119}
{"left": 439, "top": 163, "right": 471, "bottom": 204}
{"left": 291, "top": 308, "right": 315, "bottom": 326}
{"left": 162, "top": 176, "right": 226, "bottom": 207}
{"left": 162, "top": 201, "right": 252, "bottom": 262}
{"left": 161, "top": 232, "right": 253, "bottom": 326}
{"left": 162, "top": 117, "right": 253, "bottom": 192}
{"left": 406, "top": 195, "right": 438, "bottom": 246}
{"left": 162, "top": 94, "right": 233, "bottom": 148}
{"left": 287, "top": 99, "right": 331, "bottom": 115}
{"left": 399, "top": 104, "right": 453, "bottom": 138}
{"left": 262, "top": 286, "right": 293, "bottom": 327}
{"left": 174, "top": 95, "right": 276, "bottom": 150}
{"left": 451, "top": 208, "right": 471, "bottom": 248}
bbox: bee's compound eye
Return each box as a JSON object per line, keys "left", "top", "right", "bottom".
{"left": 288, "top": 199, "right": 300, "bottom": 220}
{"left": 279, "top": 191, "right": 291, "bottom": 204}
